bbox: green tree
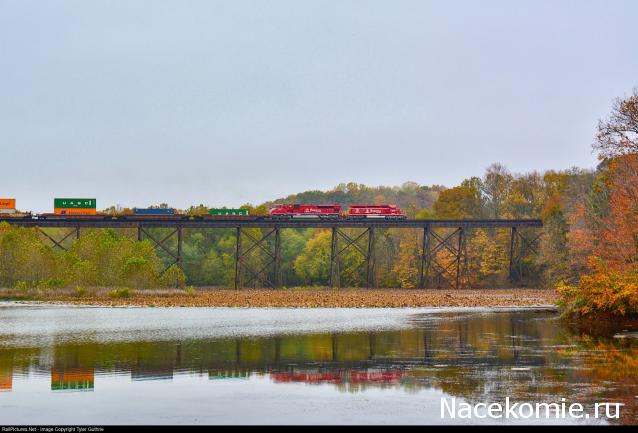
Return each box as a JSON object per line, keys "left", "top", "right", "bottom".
{"left": 433, "top": 185, "right": 483, "bottom": 219}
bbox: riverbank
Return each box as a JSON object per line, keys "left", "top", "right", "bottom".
{"left": 0, "top": 287, "right": 558, "bottom": 308}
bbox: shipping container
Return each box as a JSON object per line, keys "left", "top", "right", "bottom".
{"left": 208, "top": 208, "right": 249, "bottom": 216}
{"left": 134, "top": 208, "right": 176, "bottom": 215}
{"left": 51, "top": 368, "right": 94, "bottom": 391}
{"left": 0, "top": 372, "right": 12, "bottom": 391}
{"left": 54, "top": 208, "right": 97, "bottom": 215}
{"left": 53, "top": 198, "right": 96, "bottom": 209}
{"left": 0, "top": 199, "right": 16, "bottom": 209}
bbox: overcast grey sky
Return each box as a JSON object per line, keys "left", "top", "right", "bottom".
{"left": 1, "top": 0, "right": 637, "bottom": 212}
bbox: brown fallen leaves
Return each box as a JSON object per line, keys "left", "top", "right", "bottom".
{"left": 30, "top": 288, "right": 559, "bottom": 308}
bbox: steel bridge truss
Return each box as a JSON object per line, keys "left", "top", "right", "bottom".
{"left": 37, "top": 225, "right": 184, "bottom": 271}
{"left": 138, "top": 226, "right": 183, "bottom": 270}
{"left": 508, "top": 227, "right": 542, "bottom": 284}
{"left": 13, "top": 219, "right": 543, "bottom": 289}
{"left": 415, "top": 226, "right": 541, "bottom": 289}
{"left": 329, "top": 227, "right": 376, "bottom": 289}
{"left": 234, "top": 227, "right": 281, "bottom": 289}
{"left": 233, "top": 226, "right": 377, "bottom": 290}
{"left": 36, "top": 226, "right": 80, "bottom": 251}
{"left": 419, "top": 227, "right": 469, "bottom": 290}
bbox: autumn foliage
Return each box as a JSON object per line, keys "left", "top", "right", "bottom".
{"left": 559, "top": 89, "right": 638, "bottom": 318}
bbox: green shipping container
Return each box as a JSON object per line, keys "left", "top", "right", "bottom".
{"left": 208, "top": 208, "right": 249, "bottom": 216}
{"left": 54, "top": 198, "right": 96, "bottom": 209}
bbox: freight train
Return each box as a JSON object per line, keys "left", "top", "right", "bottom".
{"left": 0, "top": 198, "right": 407, "bottom": 221}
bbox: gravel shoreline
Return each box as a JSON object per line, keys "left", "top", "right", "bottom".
{"left": 1, "top": 288, "right": 559, "bottom": 308}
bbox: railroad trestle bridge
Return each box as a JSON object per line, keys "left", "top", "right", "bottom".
{"left": 2, "top": 218, "right": 542, "bottom": 290}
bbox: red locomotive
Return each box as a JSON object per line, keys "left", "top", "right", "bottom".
{"left": 347, "top": 204, "right": 406, "bottom": 219}
{"left": 269, "top": 203, "right": 342, "bottom": 219}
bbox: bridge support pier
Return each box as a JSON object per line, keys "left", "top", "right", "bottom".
{"left": 329, "top": 227, "right": 339, "bottom": 288}
{"left": 328, "top": 227, "right": 375, "bottom": 289}
{"left": 234, "top": 226, "right": 281, "bottom": 289}
{"left": 177, "top": 227, "right": 183, "bottom": 270}
{"left": 419, "top": 226, "right": 468, "bottom": 290}
{"left": 139, "top": 226, "right": 183, "bottom": 270}
{"left": 418, "top": 225, "right": 431, "bottom": 289}
{"left": 36, "top": 227, "right": 80, "bottom": 251}
{"left": 508, "top": 227, "right": 541, "bottom": 284}
{"left": 366, "top": 228, "right": 375, "bottom": 289}
{"left": 234, "top": 227, "right": 241, "bottom": 289}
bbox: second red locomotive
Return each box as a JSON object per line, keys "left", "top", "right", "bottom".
{"left": 347, "top": 204, "right": 406, "bottom": 219}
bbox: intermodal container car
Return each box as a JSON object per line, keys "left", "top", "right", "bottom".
{"left": 269, "top": 204, "right": 341, "bottom": 219}
{"left": 54, "top": 198, "right": 96, "bottom": 209}
{"left": 134, "top": 208, "right": 176, "bottom": 215}
{"left": 208, "top": 208, "right": 249, "bottom": 216}
{"left": 0, "top": 198, "right": 16, "bottom": 210}
{"left": 347, "top": 204, "right": 406, "bottom": 219}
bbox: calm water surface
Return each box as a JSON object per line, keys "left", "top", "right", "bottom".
{"left": 0, "top": 305, "right": 636, "bottom": 425}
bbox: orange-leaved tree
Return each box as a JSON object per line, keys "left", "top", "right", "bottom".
{"left": 559, "top": 89, "right": 638, "bottom": 317}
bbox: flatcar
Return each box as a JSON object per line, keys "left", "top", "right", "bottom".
{"left": 36, "top": 213, "right": 111, "bottom": 220}
{"left": 0, "top": 212, "right": 32, "bottom": 220}
{"left": 347, "top": 204, "right": 406, "bottom": 220}
{"left": 208, "top": 208, "right": 249, "bottom": 216}
{"left": 269, "top": 204, "right": 341, "bottom": 219}
{"left": 134, "top": 208, "right": 176, "bottom": 215}
{"left": 199, "top": 208, "right": 264, "bottom": 221}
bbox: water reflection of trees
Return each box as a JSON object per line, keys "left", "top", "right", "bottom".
{"left": 0, "top": 311, "right": 637, "bottom": 424}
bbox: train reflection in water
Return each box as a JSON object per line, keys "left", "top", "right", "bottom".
{"left": 1, "top": 310, "right": 637, "bottom": 424}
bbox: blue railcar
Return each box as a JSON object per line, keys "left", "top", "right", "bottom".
{"left": 133, "top": 208, "right": 176, "bottom": 215}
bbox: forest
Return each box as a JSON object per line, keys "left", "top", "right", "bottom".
{"left": 0, "top": 89, "right": 637, "bottom": 318}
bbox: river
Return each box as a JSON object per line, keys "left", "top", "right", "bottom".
{"left": 0, "top": 304, "right": 636, "bottom": 425}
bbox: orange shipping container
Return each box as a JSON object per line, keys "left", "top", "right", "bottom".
{"left": 54, "top": 208, "right": 97, "bottom": 215}
{"left": 0, "top": 373, "right": 11, "bottom": 391}
{"left": 0, "top": 199, "right": 16, "bottom": 209}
